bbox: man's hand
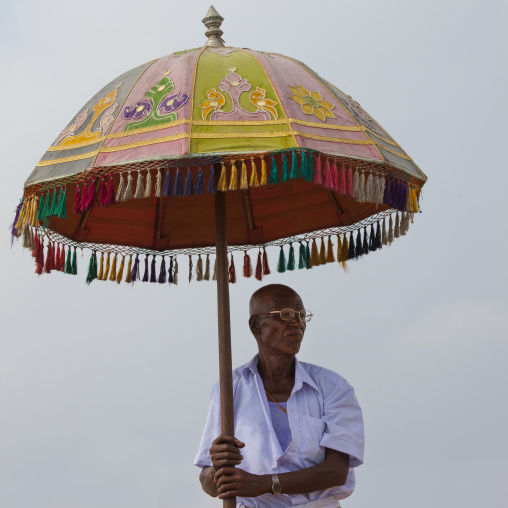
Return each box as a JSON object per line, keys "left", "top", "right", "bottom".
{"left": 215, "top": 467, "right": 270, "bottom": 499}
{"left": 209, "top": 434, "right": 245, "bottom": 473}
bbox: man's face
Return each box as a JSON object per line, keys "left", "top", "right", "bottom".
{"left": 252, "top": 290, "right": 306, "bottom": 357}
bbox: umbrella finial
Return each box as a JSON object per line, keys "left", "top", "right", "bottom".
{"left": 202, "top": 6, "right": 225, "bottom": 48}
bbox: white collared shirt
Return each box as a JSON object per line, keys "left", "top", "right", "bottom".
{"left": 194, "top": 355, "right": 364, "bottom": 508}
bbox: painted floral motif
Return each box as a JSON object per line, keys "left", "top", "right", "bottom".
{"left": 199, "top": 68, "right": 278, "bottom": 121}
{"left": 122, "top": 71, "right": 189, "bottom": 132}
{"left": 55, "top": 83, "right": 122, "bottom": 146}
{"left": 289, "top": 85, "right": 335, "bottom": 122}
{"left": 346, "top": 98, "right": 384, "bottom": 135}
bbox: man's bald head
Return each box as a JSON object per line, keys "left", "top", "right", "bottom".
{"left": 249, "top": 284, "right": 304, "bottom": 316}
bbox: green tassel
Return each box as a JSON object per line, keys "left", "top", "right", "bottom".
{"left": 85, "top": 251, "right": 98, "bottom": 285}
{"left": 277, "top": 246, "right": 287, "bottom": 273}
{"left": 300, "top": 151, "right": 307, "bottom": 180}
{"left": 48, "top": 189, "right": 58, "bottom": 217}
{"left": 287, "top": 244, "right": 295, "bottom": 271}
{"left": 306, "top": 152, "right": 314, "bottom": 182}
{"left": 42, "top": 192, "right": 51, "bottom": 220}
{"left": 305, "top": 241, "right": 312, "bottom": 269}
{"left": 36, "top": 193, "right": 45, "bottom": 221}
{"left": 65, "top": 247, "right": 72, "bottom": 274}
{"left": 282, "top": 154, "right": 289, "bottom": 182}
{"left": 290, "top": 151, "right": 299, "bottom": 179}
{"left": 71, "top": 247, "right": 77, "bottom": 275}
{"left": 57, "top": 189, "right": 67, "bottom": 219}
{"left": 269, "top": 156, "right": 279, "bottom": 184}
{"left": 298, "top": 242, "right": 307, "bottom": 269}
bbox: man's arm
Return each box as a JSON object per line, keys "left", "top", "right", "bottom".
{"left": 213, "top": 447, "right": 349, "bottom": 500}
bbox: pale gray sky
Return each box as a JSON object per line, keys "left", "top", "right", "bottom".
{"left": 1, "top": 1, "right": 507, "bottom": 507}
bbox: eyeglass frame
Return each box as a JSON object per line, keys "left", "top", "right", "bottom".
{"left": 252, "top": 308, "right": 313, "bottom": 323}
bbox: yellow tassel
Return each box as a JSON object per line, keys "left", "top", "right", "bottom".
{"left": 336, "top": 235, "right": 342, "bottom": 262}
{"left": 109, "top": 253, "right": 117, "bottom": 281}
{"left": 412, "top": 188, "right": 419, "bottom": 212}
{"left": 319, "top": 238, "right": 327, "bottom": 264}
{"left": 341, "top": 234, "right": 349, "bottom": 261}
{"left": 326, "top": 236, "right": 335, "bottom": 263}
{"left": 217, "top": 162, "right": 227, "bottom": 191}
{"left": 30, "top": 197, "right": 39, "bottom": 226}
{"left": 125, "top": 255, "right": 132, "bottom": 283}
{"left": 240, "top": 160, "right": 248, "bottom": 190}
{"left": 103, "top": 252, "right": 111, "bottom": 280}
{"left": 15, "top": 201, "right": 28, "bottom": 230}
{"left": 229, "top": 161, "right": 238, "bottom": 190}
{"left": 249, "top": 158, "right": 259, "bottom": 187}
{"left": 260, "top": 157, "right": 267, "bottom": 186}
{"left": 310, "top": 239, "right": 320, "bottom": 266}
{"left": 97, "top": 252, "right": 104, "bottom": 280}
{"left": 116, "top": 255, "right": 125, "bottom": 284}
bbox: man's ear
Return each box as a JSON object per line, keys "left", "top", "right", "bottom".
{"left": 249, "top": 315, "right": 260, "bottom": 336}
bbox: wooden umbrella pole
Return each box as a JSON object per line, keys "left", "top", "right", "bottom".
{"left": 214, "top": 190, "right": 236, "bottom": 508}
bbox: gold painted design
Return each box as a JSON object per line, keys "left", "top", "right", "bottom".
{"left": 107, "top": 119, "right": 190, "bottom": 138}
{"left": 99, "top": 132, "right": 189, "bottom": 152}
{"left": 36, "top": 150, "right": 99, "bottom": 167}
{"left": 290, "top": 119, "right": 362, "bottom": 131}
{"left": 46, "top": 138, "right": 105, "bottom": 151}
{"left": 249, "top": 88, "right": 278, "bottom": 119}
{"left": 293, "top": 130, "right": 374, "bottom": 145}
{"left": 193, "top": 119, "right": 286, "bottom": 126}
{"left": 363, "top": 127, "right": 400, "bottom": 146}
{"left": 199, "top": 88, "right": 226, "bottom": 120}
{"left": 191, "top": 131, "right": 292, "bottom": 139}
{"left": 289, "top": 85, "right": 336, "bottom": 122}
{"left": 374, "top": 143, "right": 413, "bottom": 160}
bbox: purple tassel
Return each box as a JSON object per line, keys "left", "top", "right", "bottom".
{"left": 168, "top": 256, "right": 174, "bottom": 283}
{"left": 163, "top": 169, "right": 172, "bottom": 197}
{"left": 150, "top": 255, "right": 157, "bottom": 283}
{"left": 355, "top": 230, "right": 363, "bottom": 258}
{"left": 401, "top": 183, "right": 408, "bottom": 211}
{"left": 106, "top": 176, "right": 116, "bottom": 206}
{"left": 369, "top": 224, "right": 376, "bottom": 252}
{"left": 142, "top": 255, "right": 149, "bottom": 281}
{"left": 208, "top": 165, "right": 216, "bottom": 193}
{"left": 158, "top": 257, "right": 167, "bottom": 283}
{"left": 348, "top": 232, "right": 356, "bottom": 259}
{"left": 131, "top": 254, "right": 140, "bottom": 282}
{"left": 363, "top": 228, "right": 369, "bottom": 255}
{"left": 196, "top": 168, "right": 204, "bottom": 195}
{"left": 391, "top": 180, "right": 399, "bottom": 209}
{"left": 383, "top": 178, "right": 392, "bottom": 206}
{"left": 376, "top": 222, "right": 382, "bottom": 249}
{"left": 100, "top": 178, "right": 108, "bottom": 206}
{"left": 184, "top": 167, "right": 194, "bottom": 196}
{"left": 11, "top": 200, "right": 23, "bottom": 244}
{"left": 174, "top": 169, "right": 183, "bottom": 196}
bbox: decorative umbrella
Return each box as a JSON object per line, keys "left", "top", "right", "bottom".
{"left": 11, "top": 7, "right": 427, "bottom": 507}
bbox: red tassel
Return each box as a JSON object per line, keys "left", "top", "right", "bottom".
{"left": 32, "top": 230, "right": 39, "bottom": 258}
{"left": 45, "top": 242, "right": 55, "bottom": 273}
{"left": 323, "top": 159, "right": 332, "bottom": 188}
{"left": 80, "top": 182, "right": 88, "bottom": 211}
{"left": 35, "top": 240, "right": 44, "bottom": 275}
{"left": 100, "top": 178, "right": 108, "bottom": 206}
{"left": 243, "top": 252, "right": 253, "bottom": 278}
{"left": 59, "top": 243, "right": 66, "bottom": 271}
{"left": 73, "top": 183, "right": 82, "bottom": 213}
{"left": 82, "top": 179, "right": 96, "bottom": 211}
{"left": 262, "top": 247, "right": 271, "bottom": 275}
{"left": 55, "top": 244, "right": 61, "bottom": 271}
{"left": 106, "top": 176, "right": 115, "bottom": 206}
{"left": 338, "top": 164, "right": 346, "bottom": 194}
{"left": 228, "top": 254, "right": 236, "bottom": 283}
{"left": 255, "top": 251, "right": 263, "bottom": 281}
{"left": 347, "top": 164, "right": 354, "bottom": 196}
{"left": 313, "top": 156, "right": 323, "bottom": 184}
{"left": 331, "top": 161, "right": 339, "bottom": 190}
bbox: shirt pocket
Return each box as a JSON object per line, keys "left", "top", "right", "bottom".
{"left": 299, "top": 414, "right": 326, "bottom": 465}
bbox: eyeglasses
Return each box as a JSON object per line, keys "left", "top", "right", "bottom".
{"left": 254, "top": 308, "right": 313, "bottom": 323}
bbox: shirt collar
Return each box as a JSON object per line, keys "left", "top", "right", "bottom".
{"left": 242, "top": 354, "right": 320, "bottom": 393}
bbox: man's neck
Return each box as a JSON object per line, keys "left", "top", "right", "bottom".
{"left": 257, "top": 352, "right": 296, "bottom": 392}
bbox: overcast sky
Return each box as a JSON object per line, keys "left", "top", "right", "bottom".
{"left": 1, "top": 1, "right": 507, "bottom": 507}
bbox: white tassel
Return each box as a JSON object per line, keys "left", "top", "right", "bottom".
{"left": 357, "top": 172, "right": 366, "bottom": 203}
{"left": 155, "top": 169, "right": 162, "bottom": 197}
{"left": 382, "top": 217, "right": 388, "bottom": 245}
{"left": 378, "top": 176, "right": 386, "bottom": 204}
{"left": 173, "top": 258, "right": 179, "bottom": 285}
{"left": 353, "top": 169, "right": 360, "bottom": 199}
{"left": 399, "top": 212, "right": 407, "bottom": 236}
{"left": 116, "top": 173, "right": 126, "bottom": 202}
{"left": 196, "top": 255, "right": 203, "bottom": 281}
{"left": 365, "top": 173, "right": 374, "bottom": 203}
{"left": 394, "top": 212, "right": 400, "bottom": 238}
{"left": 204, "top": 254, "right": 210, "bottom": 280}
{"left": 144, "top": 169, "right": 152, "bottom": 198}
{"left": 388, "top": 215, "right": 394, "bottom": 244}
{"left": 123, "top": 172, "right": 133, "bottom": 201}
{"left": 372, "top": 176, "right": 380, "bottom": 205}
{"left": 134, "top": 171, "right": 144, "bottom": 199}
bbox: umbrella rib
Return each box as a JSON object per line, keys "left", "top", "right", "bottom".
{"left": 242, "top": 190, "right": 255, "bottom": 231}
{"left": 325, "top": 189, "right": 343, "bottom": 216}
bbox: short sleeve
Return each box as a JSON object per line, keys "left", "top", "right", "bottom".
{"left": 319, "top": 379, "right": 364, "bottom": 468}
{"left": 193, "top": 382, "right": 221, "bottom": 468}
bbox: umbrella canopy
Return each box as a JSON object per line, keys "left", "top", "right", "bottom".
{"left": 13, "top": 8, "right": 426, "bottom": 283}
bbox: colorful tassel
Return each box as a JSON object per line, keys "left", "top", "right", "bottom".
{"left": 103, "top": 252, "right": 111, "bottom": 280}
{"left": 347, "top": 165, "right": 354, "bottom": 197}
{"left": 378, "top": 176, "right": 386, "bottom": 205}
{"left": 212, "top": 257, "right": 217, "bottom": 281}
{"left": 229, "top": 161, "right": 238, "bottom": 190}
{"left": 164, "top": 169, "right": 172, "bottom": 197}
{"left": 196, "top": 168, "right": 204, "bottom": 195}
{"left": 375, "top": 222, "right": 382, "bottom": 249}
{"left": 174, "top": 169, "right": 183, "bottom": 196}
{"left": 336, "top": 235, "right": 342, "bottom": 261}
{"left": 168, "top": 256, "right": 174, "bottom": 284}
{"left": 125, "top": 255, "right": 133, "bottom": 283}
{"left": 298, "top": 242, "right": 307, "bottom": 269}
{"left": 155, "top": 169, "right": 162, "bottom": 197}
{"left": 54, "top": 243, "right": 61, "bottom": 271}
{"left": 184, "top": 167, "right": 194, "bottom": 196}
{"left": 196, "top": 255, "right": 203, "bottom": 281}
{"left": 131, "top": 254, "right": 140, "bottom": 282}
{"left": 249, "top": 158, "right": 259, "bottom": 187}
{"left": 331, "top": 161, "right": 339, "bottom": 191}
{"left": 300, "top": 151, "right": 307, "bottom": 180}
{"left": 44, "top": 243, "right": 53, "bottom": 273}
{"left": 240, "top": 161, "right": 248, "bottom": 190}
{"left": 290, "top": 151, "right": 298, "bottom": 179}
{"left": 287, "top": 244, "right": 296, "bottom": 271}
{"left": 368, "top": 224, "right": 376, "bottom": 251}
{"left": 255, "top": 250, "right": 263, "bottom": 280}
{"left": 116, "top": 255, "right": 125, "bottom": 284}
{"left": 58, "top": 243, "right": 65, "bottom": 271}
{"left": 306, "top": 151, "right": 314, "bottom": 182}
{"left": 282, "top": 154, "right": 290, "bottom": 182}
{"left": 388, "top": 215, "right": 394, "bottom": 244}
{"left": 319, "top": 238, "right": 327, "bottom": 264}
{"left": 158, "top": 256, "right": 167, "bottom": 283}
{"left": 305, "top": 241, "right": 311, "bottom": 269}
{"left": 208, "top": 165, "right": 216, "bottom": 193}
{"left": 150, "top": 255, "right": 157, "bottom": 283}
{"left": 173, "top": 257, "right": 179, "bottom": 285}
{"left": 37, "top": 193, "right": 46, "bottom": 220}
{"left": 123, "top": 173, "right": 134, "bottom": 201}
{"left": 115, "top": 174, "right": 125, "bottom": 202}
{"left": 358, "top": 172, "right": 366, "bottom": 203}
{"left": 269, "top": 157, "right": 279, "bottom": 184}
{"left": 35, "top": 239, "right": 44, "bottom": 275}
{"left": 188, "top": 255, "right": 193, "bottom": 282}
{"left": 49, "top": 189, "right": 59, "bottom": 217}
{"left": 313, "top": 156, "right": 323, "bottom": 185}
{"left": 100, "top": 178, "right": 108, "bottom": 206}
{"left": 218, "top": 162, "right": 227, "bottom": 191}
{"left": 365, "top": 173, "right": 374, "bottom": 203}
{"left": 144, "top": 169, "right": 152, "bottom": 198}
{"left": 394, "top": 212, "right": 400, "bottom": 238}
{"left": 85, "top": 251, "right": 98, "bottom": 284}
{"left": 42, "top": 191, "right": 51, "bottom": 219}
{"left": 372, "top": 175, "right": 380, "bottom": 205}
{"left": 142, "top": 255, "right": 149, "bottom": 282}
{"left": 21, "top": 225, "right": 32, "bottom": 250}
{"left": 228, "top": 254, "right": 236, "bottom": 283}
{"left": 324, "top": 159, "right": 333, "bottom": 189}
{"left": 108, "top": 253, "right": 117, "bottom": 281}
{"left": 260, "top": 157, "right": 268, "bottom": 185}
{"left": 310, "top": 239, "right": 320, "bottom": 266}
{"left": 277, "top": 246, "right": 287, "bottom": 273}
{"left": 355, "top": 230, "right": 363, "bottom": 258}
{"left": 338, "top": 164, "right": 346, "bottom": 194}
{"left": 382, "top": 217, "right": 388, "bottom": 246}
{"left": 97, "top": 252, "right": 104, "bottom": 280}
{"left": 348, "top": 232, "right": 356, "bottom": 259}
{"left": 341, "top": 234, "right": 349, "bottom": 262}
{"left": 81, "top": 180, "right": 94, "bottom": 211}
{"left": 204, "top": 254, "right": 210, "bottom": 281}
{"left": 262, "top": 247, "right": 271, "bottom": 275}
{"left": 65, "top": 246, "right": 72, "bottom": 274}
{"left": 326, "top": 236, "right": 335, "bottom": 263}
{"left": 243, "top": 251, "right": 253, "bottom": 278}
{"left": 362, "top": 228, "right": 369, "bottom": 255}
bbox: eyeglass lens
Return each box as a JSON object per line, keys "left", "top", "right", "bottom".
{"left": 280, "top": 309, "right": 312, "bottom": 322}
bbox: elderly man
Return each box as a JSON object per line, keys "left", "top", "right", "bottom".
{"left": 194, "top": 284, "right": 364, "bottom": 508}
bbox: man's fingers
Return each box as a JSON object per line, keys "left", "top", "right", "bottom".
{"left": 212, "top": 434, "right": 240, "bottom": 446}
{"left": 211, "top": 443, "right": 243, "bottom": 455}
{"left": 215, "top": 467, "right": 237, "bottom": 481}
{"left": 234, "top": 439, "right": 245, "bottom": 448}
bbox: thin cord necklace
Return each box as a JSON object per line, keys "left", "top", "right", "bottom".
{"left": 265, "top": 389, "right": 288, "bottom": 413}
